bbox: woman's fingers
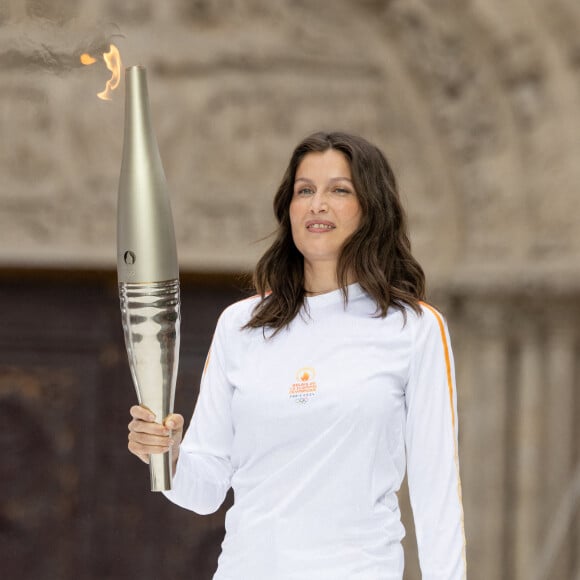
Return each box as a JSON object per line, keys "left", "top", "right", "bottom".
{"left": 128, "top": 416, "right": 168, "bottom": 436}
{"left": 164, "top": 413, "right": 184, "bottom": 432}
{"left": 128, "top": 405, "right": 179, "bottom": 462}
{"left": 128, "top": 430, "right": 173, "bottom": 457}
{"left": 164, "top": 414, "right": 184, "bottom": 451}
{"left": 128, "top": 429, "right": 173, "bottom": 448}
{"left": 163, "top": 413, "right": 185, "bottom": 471}
{"left": 130, "top": 404, "right": 156, "bottom": 422}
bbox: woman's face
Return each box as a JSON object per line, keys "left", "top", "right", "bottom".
{"left": 289, "top": 149, "right": 362, "bottom": 269}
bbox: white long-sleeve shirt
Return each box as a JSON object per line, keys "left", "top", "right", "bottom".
{"left": 164, "top": 283, "right": 466, "bottom": 579}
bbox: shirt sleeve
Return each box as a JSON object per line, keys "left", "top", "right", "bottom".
{"left": 163, "top": 312, "right": 234, "bottom": 515}
{"left": 405, "top": 304, "right": 467, "bottom": 579}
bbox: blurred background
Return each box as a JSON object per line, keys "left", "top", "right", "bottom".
{"left": 1, "top": 0, "right": 579, "bottom": 578}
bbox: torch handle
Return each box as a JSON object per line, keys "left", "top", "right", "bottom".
{"left": 149, "top": 448, "right": 173, "bottom": 491}
{"left": 120, "top": 279, "right": 180, "bottom": 491}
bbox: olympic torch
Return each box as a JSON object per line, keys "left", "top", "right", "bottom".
{"left": 117, "top": 65, "right": 180, "bottom": 491}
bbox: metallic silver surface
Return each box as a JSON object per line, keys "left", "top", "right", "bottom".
{"left": 120, "top": 280, "right": 180, "bottom": 491}
{"left": 117, "top": 65, "right": 181, "bottom": 491}
{"left": 117, "top": 65, "right": 179, "bottom": 283}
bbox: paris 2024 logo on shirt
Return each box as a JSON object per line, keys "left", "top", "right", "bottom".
{"left": 288, "top": 367, "right": 318, "bottom": 404}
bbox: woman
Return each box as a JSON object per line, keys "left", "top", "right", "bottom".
{"left": 128, "top": 131, "right": 466, "bottom": 579}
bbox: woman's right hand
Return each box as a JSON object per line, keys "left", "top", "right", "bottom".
{"left": 128, "top": 405, "right": 184, "bottom": 470}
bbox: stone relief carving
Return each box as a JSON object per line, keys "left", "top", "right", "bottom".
{"left": 0, "top": 0, "right": 578, "bottom": 282}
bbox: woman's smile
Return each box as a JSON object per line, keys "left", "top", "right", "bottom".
{"left": 305, "top": 219, "right": 336, "bottom": 232}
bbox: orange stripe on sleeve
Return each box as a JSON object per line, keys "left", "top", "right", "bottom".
{"left": 420, "top": 301, "right": 455, "bottom": 429}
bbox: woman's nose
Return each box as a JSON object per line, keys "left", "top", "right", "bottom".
{"left": 309, "top": 191, "right": 328, "bottom": 213}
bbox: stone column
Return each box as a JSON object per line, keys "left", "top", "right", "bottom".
{"left": 539, "top": 311, "right": 576, "bottom": 578}
{"left": 513, "top": 311, "right": 544, "bottom": 580}
{"left": 458, "top": 299, "right": 508, "bottom": 578}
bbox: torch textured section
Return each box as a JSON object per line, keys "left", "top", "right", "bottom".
{"left": 119, "top": 279, "right": 180, "bottom": 491}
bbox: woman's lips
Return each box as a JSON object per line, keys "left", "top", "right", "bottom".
{"left": 305, "top": 220, "right": 336, "bottom": 232}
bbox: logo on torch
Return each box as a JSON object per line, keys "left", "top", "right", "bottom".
{"left": 123, "top": 250, "right": 136, "bottom": 265}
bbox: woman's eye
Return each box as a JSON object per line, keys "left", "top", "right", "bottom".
{"left": 334, "top": 187, "right": 351, "bottom": 194}
{"left": 297, "top": 188, "right": 314, "bottom": 195}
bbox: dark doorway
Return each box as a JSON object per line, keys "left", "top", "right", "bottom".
{"left": 0, "top": 270, "right": 247, "bottom": 580}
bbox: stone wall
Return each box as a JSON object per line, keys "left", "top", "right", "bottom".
{"left": 3, "top": 0, "right": 578, "bottom": 282}
{"left": 1, "top": 1, "right": 580, "bottom": 579}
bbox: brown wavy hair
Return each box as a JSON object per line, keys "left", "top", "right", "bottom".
{"left": 244, "top": 131, "right": 425, "bottom": 333}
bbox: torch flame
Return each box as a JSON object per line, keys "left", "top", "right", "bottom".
{"left": 80, "top": 44, "right": 122, "bottom": 101}
{"left": 98, "top": 44, "right": 122, "bottom": 101}
{"left": 80, "top": 53, "right": 97, "bottom": 65}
